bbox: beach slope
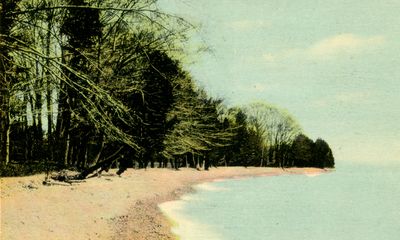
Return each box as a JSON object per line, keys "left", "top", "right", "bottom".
{"left": 1, "top": 167, "right": 324, "bottom": 240}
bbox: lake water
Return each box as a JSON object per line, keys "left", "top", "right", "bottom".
{"left": 159, "top": 162, "right": 400, "bottom": 240}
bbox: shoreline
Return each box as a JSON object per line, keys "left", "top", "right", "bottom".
{"left": 0, "top": 167, "right": 327, "bottom": 240}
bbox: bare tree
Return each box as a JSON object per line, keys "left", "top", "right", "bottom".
{"left": 244, "top": 102, "right": 302, "bottom": 167}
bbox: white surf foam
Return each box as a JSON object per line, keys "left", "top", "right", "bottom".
{"left": 159, "top": 199, "right": 223, "bottom": 240}
{"left": 195, "top": 182, "right": 228, "bottom": 192}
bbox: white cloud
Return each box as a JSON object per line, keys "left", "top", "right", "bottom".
{"left": 262, "top": 48, "right": 302, "bottom": 63}
{"left": 309, "top": 34, "right": 385, "bottom": 58}
{"left": 262, "top": 34, "right": 385, "bottom": 63}
{"left": 262, "top": 53, "right": 276, "bottom": 63}
{"left": 229, "top": 20, "right": 270, "bottom": 31}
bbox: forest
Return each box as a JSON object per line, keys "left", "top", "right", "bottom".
{"left": 0, "top": 0, "right": 334, "bottom": 178}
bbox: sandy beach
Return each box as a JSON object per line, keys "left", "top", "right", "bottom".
{"left": 1, "top": 167, "right": 325, "bottom": 240}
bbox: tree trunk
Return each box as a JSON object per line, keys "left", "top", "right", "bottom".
{"left": 0, "top": 87, "right": 10, "bottom": 165}
{"left": 204, "top": 158, "right": 209, "bottom": 171}
{"left": 55, "top": 47, "right": 71, "bottom": 167}
{"left": 45, "top": 11, "right": 54, "bottom": 162}
{"left": 75, "top": 146, "right": 123, "bottom": 179}
{"left": 34, "top": 57, "right": 43, "bottom": 141}
{"left": 64, "top": 134, "right": 70, "bottom": 166}
{"left": 195, "top": 154, "right": 200, "bottom": 170}
{"left": 4, "top": 112, "right": 10, "bottom": 164}
{"left": 93, "top": 136, "right": 105, "bottom": 164}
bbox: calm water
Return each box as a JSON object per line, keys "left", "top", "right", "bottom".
{"left": 159, "top": 162, "right": 400, "bottom": 240}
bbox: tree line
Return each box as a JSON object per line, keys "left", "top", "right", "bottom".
{"left": 0, "top": 0, "right": 334, "bottom": 178}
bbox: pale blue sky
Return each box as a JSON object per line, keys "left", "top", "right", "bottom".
{"left": 158, "top": 0, "right": 400, "bottom": 165}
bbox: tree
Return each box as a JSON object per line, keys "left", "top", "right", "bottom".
{"left": 289, "top": 135, "right": 335, "bottom": 168}
{"left": 290, "top": 134, "right": 314, "bottom": 167}
{"left": 127, "top": 49, "right": 177, "bottom": 168}
{"left": 0, "top": 0, "right": 21, "bottom": 165}
{"left": 162, "top": 73, "right": 234, "bottom": 170}
{"left": 313, "top": 138, "right": 335, "bottom": 168}
{"left": 230, "top": 109, "right": 251, "bottom": 166}
{"left": 55, "top": 0, "right": 103, "bottom": 167}
{"left": 244, "top": 102, "right": 302, "bottom": 167}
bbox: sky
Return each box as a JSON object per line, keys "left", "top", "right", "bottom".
{"left": 157, "top": 0, "right": 400, "bottom": 165}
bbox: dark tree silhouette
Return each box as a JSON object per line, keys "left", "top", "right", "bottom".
{"left": 290, "top": 134, "right": 335, "bottom": 168}
{"left": 55, "top": 0, "right": 102, "bottom": 167}
{"left": 0, "top": 0, "right": 21, "bottom": 165}
{"left": 130, "top": 49, "right": 176, "bottom": 168}
{"left": 291, "top": 134, "right": 314, "bottom": 167}
{"left": 313, "top": 138, "right": 335, "bottom": 168}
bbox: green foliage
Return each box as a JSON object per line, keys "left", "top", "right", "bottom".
{"left": 61, "top": 0, "right": 102, "bottom": 48}
{"left": 126, "top": 49, "right": 177, "bottom": 167}
{"left": 313, "top": 138, "right": 335, "bottom": 168}
{"left": 291, "top": 134, "right": 314, "bottom": 167}
{"left": 162, "top": 74, "right": 233, "bottom": 162}
{"left": 290, "top": 134, "right": 335, "bottom": 168}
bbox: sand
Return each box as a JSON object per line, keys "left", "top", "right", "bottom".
{"left": 0, "top": 167, "right": 326, "bottom": 240}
